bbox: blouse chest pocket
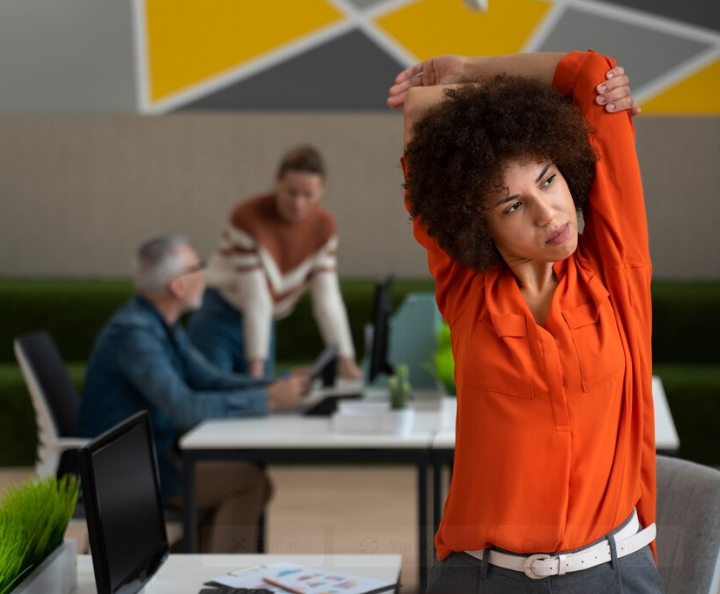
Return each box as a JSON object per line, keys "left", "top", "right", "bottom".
{"left": 562, "top": 297, "right": 626, "bottom": 392}
{"left": 462, "top": 312, "right": 534, "bottom": 399}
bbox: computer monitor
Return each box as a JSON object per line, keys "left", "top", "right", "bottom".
{"left": 367, "top": 276, "right": 395, "bottom": 383}
{"left": 78, "top": 411, "right": 169, "bottom": 594}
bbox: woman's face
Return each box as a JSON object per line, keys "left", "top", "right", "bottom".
{"left": 484, "top": 158, "right": 579, "bottom": 265}
{"left": 274, "top": 170, "right": 324, "bottom": 222}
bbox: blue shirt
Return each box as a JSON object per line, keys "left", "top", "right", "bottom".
{"left": 78, "top": 296, "right": 269, "bottom": 499}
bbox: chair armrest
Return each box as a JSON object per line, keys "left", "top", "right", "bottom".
{"left": 55, "top": 438, "right": 90, "bottom": 452}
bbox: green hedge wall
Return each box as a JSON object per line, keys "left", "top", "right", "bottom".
{"left": 0, "top": 279, "right": 134, "bottom": 363}
{"left": 0, "top": 279, "right": 436, "bottom": 364}
{"left": 0, "top": 279, "right": 716, "bottom": 365}
{"left": 650, "top": 282, "right": 720, "bottom": 364}
{"left": 652, "top": 364, "right": 720, "bottom": 466}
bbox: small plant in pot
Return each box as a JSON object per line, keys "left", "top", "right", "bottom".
{"left": 0, "top": 475, "right": 79, "bottom": 594}
{"left": 386, "top": 365, "right": 415, "bottom": 436}
{"left": 388, "top": 364, "right": 411, "bottom": 409}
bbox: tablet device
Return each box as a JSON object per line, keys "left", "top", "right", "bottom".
{"left": 307, "top": 344, "right": 338, "bottom": 381}
{"left": 302, "top": 392, "right": 362, "bottom": 416}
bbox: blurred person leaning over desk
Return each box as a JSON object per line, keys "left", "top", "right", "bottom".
{"left": 188, "top": 145, "right": 362, "bottom": 381}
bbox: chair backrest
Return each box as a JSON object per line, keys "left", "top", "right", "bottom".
{"left": 656, "top": 455, "right": 720, "bottom": 594}
{"left": 14, "top": 332, "right": 82, "bottom": 476}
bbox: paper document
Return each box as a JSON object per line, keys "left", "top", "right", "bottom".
{"left": 209, "top": 562, "right": 396, "bottom": 594}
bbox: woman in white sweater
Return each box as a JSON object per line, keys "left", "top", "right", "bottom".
{"left": 189, "top": 146, "right": 362, "bottom": 380}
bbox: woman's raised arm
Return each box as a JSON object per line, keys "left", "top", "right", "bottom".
{"left": 391, "top": 53, "right": 563, "bottom": 110}
{"left": 391, "top": 52, "right": 640, "bottom": 119}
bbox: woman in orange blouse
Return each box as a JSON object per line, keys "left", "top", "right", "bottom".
{"left": 389, "top": 51, "right": 663, "bottom": 593}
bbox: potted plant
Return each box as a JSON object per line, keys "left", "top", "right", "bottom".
{"left": 389, "top": 364, "right": 411, "bottom": 410}
{"left": 0, "top": 475, "right": 80, "bottom": 594}
{"left": 385, "top": 364, "right": 415, "bottom": 436}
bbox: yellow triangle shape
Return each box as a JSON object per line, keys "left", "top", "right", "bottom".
{"left": 641, "top": 58, "right": 720, "bottom": 115}
{"left": 375, "top": 0, "right": 552, "bottom": 60}
{"left": 145, "top": 0, "right": 344, "bottom": 102}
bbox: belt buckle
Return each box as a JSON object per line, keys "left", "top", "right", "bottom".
{"left": 524, "top": 553, "right": 554, "bottom": 579}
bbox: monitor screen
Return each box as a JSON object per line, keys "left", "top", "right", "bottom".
{"left": 368, "top": 276, "right": 395, "bottom": 383}
{"left": 79, "top": 411, "right": 169, "bottom": 594}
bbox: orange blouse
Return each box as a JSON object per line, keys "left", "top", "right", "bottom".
{"left": 404, "top": 51, "right": 656, "bottom": 562}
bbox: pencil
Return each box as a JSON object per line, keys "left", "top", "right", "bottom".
{"left": 262, "top": 576, "right": 305, "bottom": 594}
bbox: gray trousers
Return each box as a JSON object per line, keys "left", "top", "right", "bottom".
{"left": 427, "top": 513, "right": 665, "bottom": 593}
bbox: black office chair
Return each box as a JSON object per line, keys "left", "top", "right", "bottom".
{"left": 656, "top": 455, "right": 720, "bottom": 594}
{"left": 14, "top": 331, "right": 88, "bottom": 478}
{"left": 14, "top": 331, "right": 253, "bottom": 551}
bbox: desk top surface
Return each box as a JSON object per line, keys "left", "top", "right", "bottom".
{"left": 74, "top": 554, "right": 402, "bottom": 594}
{"left": 179, "top": 412, "right": 440, "bottom": 451}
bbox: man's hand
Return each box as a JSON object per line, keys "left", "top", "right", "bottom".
{"left": 595, "top": 65, "right": 641, "bottom": 116}
{"left": 289, "top": 366, "right": 311, "bottom": 379}
{"left": 387, "top": 55, "right": 466, "bottom": 109}
{"left": 267, "top": 377, "right": 307, "bottom": 411}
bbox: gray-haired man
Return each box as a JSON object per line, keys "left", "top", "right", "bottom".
{"left": 79, "top": 235, "right": 305, "bottom": 553}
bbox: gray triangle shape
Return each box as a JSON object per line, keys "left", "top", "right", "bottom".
{"left": 179, "top": 30, "right": 405, "bottom": 111}
{"left": 602, "top": 0, "right": 720, "bottom": 33}
{"left": 345, "top": 0, "right": 394, "bottom": 9}
{"left": 539, "top": 8, "right": 713, "bottom": 90}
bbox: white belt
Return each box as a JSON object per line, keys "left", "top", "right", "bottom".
{"left": 465, "top": 509, "right": 656, "bottom": 580}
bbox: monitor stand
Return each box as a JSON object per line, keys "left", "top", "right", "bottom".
{"left": 362, "top": 376, "right": 390, "bottom": 401}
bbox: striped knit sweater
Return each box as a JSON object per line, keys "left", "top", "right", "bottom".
{"left": 205, "top": 193, "right": 355, "bottom": 361}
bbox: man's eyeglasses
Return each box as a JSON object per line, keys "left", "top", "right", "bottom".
{"left": 173, "top": 261, "right": 206, "bottom": 277}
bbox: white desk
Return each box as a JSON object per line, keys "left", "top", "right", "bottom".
{"left": 179, "top": 414, "right": 437, "bottom": 591}
{"left": 180, "top": 415, "right": 437, "bottom": 451}
{"left": 74, "top": 554, "right": 402, "bottom": 593}
{"left": 431, "top": 376, "right": 681, "bottom": 530}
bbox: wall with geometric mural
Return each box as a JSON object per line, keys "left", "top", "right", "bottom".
{"left": 1, "top": 0, "right": 718, "bottom": 114}
{"left": 0, "top": 0, "right": 718, "bottom": 279}
{"left": 157, "top": 0, "right": 720, "bottom": 115}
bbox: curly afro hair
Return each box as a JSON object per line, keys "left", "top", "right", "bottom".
{"left": 404, "top": 75, "right": 597, "bottom": 271}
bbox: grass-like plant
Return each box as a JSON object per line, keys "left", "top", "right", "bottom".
{"left": 0, "top": 475, "right": 79, "bottom": 594}
{"left": 0, "top": 514, "right": 29, "bottom": 594}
